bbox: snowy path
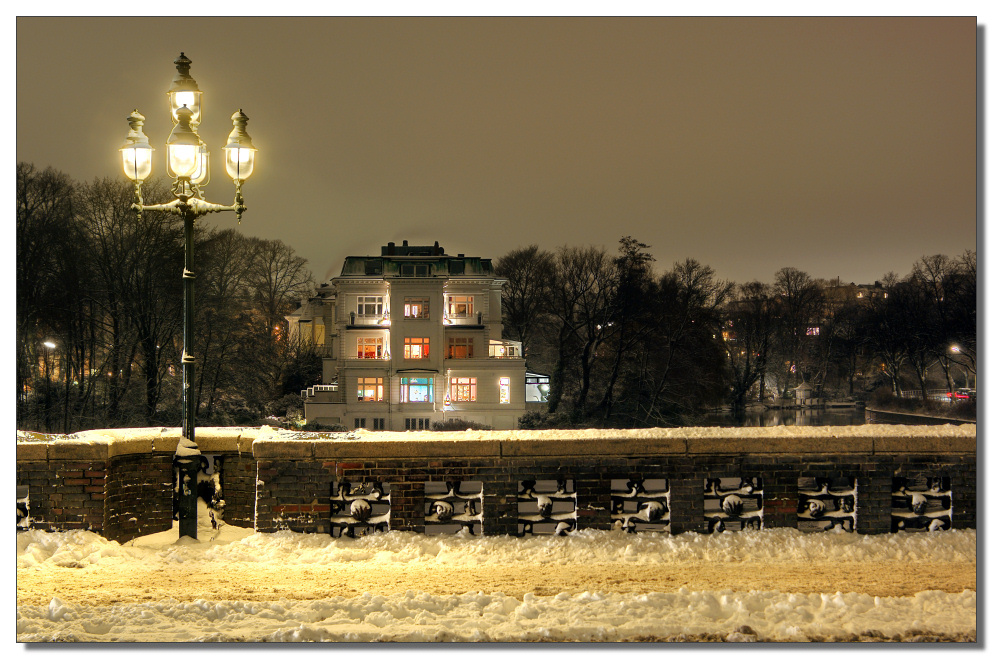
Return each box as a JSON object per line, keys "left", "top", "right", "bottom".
{"left": 16, "top": 525, "right": 977, "bottom": 642}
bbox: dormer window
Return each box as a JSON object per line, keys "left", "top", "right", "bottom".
{"left": 401, "top": 263, "right": 430, "bottom": 277}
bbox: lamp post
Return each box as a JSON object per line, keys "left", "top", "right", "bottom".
{"left": 949, "top": 345, "right": 975, "bottom": 390}
{"left": 120, "top": 53, "right": 257, "bottom": 540}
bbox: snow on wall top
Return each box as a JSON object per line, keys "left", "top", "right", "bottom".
{"left": 16, "top": 424, "right": 976, "bottom": 461}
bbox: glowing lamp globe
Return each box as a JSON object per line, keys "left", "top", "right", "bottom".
{"left": 168, "top": 52, "right": 202, "bottom": 125}
{"left": 223, "top": 109, "right": 257, "bottom": 182}
{"left": 166, "top": 106, "right": 202, "bottom": 178}
{"left": 120, "top": 110, "right": 154, "bottom": 182}
{"left": 191, "top": 142, "right": 210, "bottom": 185}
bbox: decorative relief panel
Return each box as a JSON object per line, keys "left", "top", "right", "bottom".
{"left": 517, "top": 479, "right": 576, "bottom": 536}
{"left": 610, "top": 478, "right": 670, "bottom": 533}
{"left": 330, "top": 480, "right": 391, "bottom": 538}
{"left": 424, "top": 481, "right": 483, "bottom": 535}
{"left": 891, "top": 476, "right": 952, "bottom": 532}
{"left": 17, "top": 485, "right": 29, "bottom": 531}
{"left": 704, "top": 477, "right": 763, "bottom": 533}
{"left": 797, "top": 477, "right": 856, "bottom": 532}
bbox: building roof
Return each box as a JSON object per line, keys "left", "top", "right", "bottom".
{"left": 338, "top": 240, "right": 495, "bottom": 277}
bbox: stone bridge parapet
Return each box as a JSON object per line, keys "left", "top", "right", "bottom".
{"left": 16, "top": 424, "right": 976, "bottom": 542}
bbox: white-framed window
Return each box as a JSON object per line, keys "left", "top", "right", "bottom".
{"left": 357, "top": 337, "right": 385, "bottom": 359}
{"left": 404, "top": 337, "right": 430, "bottom": 359}
{"left": 357, "top": 296, "right": 384, "bottom": 317}
{"left": 404, "top": 297, "right": 430, "bottom": 319}
{"left": 401, "top": 377, "right": 433, "bottom": 403}
{"left": 450, "top": 377, "right": 477, "bottom": 402}
{"left": 447, "top": 295, "right": 474, "bottom": 319}
{"left": 448, "top": 337, "right": 474, "bottom": 359}
{"left": 499, "top": 377, "right": 510, "bottom": 404}
{"left": 357, "top": 377, "right": 384, "bottom": 402}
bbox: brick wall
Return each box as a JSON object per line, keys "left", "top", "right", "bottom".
{"left": 15, "top": 459, "right": 106, "bottom": 533}
{"left": 252, "top": 447, "right": 976, "bottom": 537}
{"left": 218, "top": 453, "right": 257, "bottom": 528}
{"left": 104, "top": 453, "right": 174, "bottom": 543}
{"left": 17, "top": 425, "right": 977, "bottom": 542}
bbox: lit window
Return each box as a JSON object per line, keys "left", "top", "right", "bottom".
{"left": 357, "top": 337, "right": 385, "bottom": 359}
{"left": 499, "top": 377, "right": 510, "bottom": 404}
{"left": 447, "top": 295, "right": 474, "bottom": 319}
{"left": 448, "top": 337, "right": 474, "bottom": 359}
{"left": 401, "top": 377, "right": 433, "bottom": 403}
{"left": 404, "top": 297, "right": 430, "bottom": 319}
{"left": 404, "top": 337, "right": 430, "bottom": 359}
{"left": 357, "top": 296, "right": 384, "bottom": 317}
{"left": 313, "top": 322, "right": 325, "bottom": 346}
{"left": 357, "top": 377, "right": 384, "bottom": 402}
{"left": 450, "top": 377, "right": 477, "bottom": 402}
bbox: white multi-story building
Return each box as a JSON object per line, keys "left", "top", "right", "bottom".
{"left": 290, "top": 241, "right": 528, "bottom": 430}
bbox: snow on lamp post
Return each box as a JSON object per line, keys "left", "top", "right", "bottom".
{"left": 120, "top": 52, "right": 257, "bottom": 540}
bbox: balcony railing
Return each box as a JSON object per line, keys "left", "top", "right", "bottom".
{"left": 489, "top": 340, "right": 522, "bottom": 358}
{"left": 302, "top": 383, "right": 338, "bottom": 399}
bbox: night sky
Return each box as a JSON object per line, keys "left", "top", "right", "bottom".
{"left": 16, "top": 16, "right": 977, "bottom": 286}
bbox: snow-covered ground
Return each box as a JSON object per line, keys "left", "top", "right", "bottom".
{"left": 16, "top": 505, "right": 977, "bottom": 644}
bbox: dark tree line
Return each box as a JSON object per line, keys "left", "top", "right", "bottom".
{"left": 497, "top": 238, "right": 732, "bottom": 427}
{"left": 16, "top": 163, "right": 319, "bottom": 433}
{"left": 497, "top": 238, "right": 976, "bottom": 428}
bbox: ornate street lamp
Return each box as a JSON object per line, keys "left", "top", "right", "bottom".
{"left": 120, "top": 53, "right": 257, "bottom": 540}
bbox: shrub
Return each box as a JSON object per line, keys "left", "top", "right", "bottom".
{"left": 302, "top": 420, "right": 349, "bottom": 432}
{"left": 431, "top": 418, "right": 493, "bottom": 431}
{"left": 518, "top": 410, "right": 572, "bottom": 429}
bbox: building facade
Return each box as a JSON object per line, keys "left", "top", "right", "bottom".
{"left": 291, "top": 241, "right": 527, "bottom": 430}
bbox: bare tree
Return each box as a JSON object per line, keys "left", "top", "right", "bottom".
{"left": 772, "top": 267, "right": 825, "bottom": 393}
{"left": 494, "top": 244, "right": 555, "bottom": 356}
{"left": 16, "top": 163, "right": 75, "bottom": 427}
{"left": 862, "top": 272, "right": 906, "bottom": 396}
{"left": 195, "top": 227, "right": 255, "bottom": 418}
{"left": 637, "top": 259, "right": 732, "bottom": 424}
{"left": 236, "top": 237, "right": 315, "bottom": 412}
{"left": 76, "top": 176, "right": 182, "bottom": 424}
{"left": 597, "top": 236, "right": 655, "bottom": 421}
{"left": 725, "top": 281, "right": 777, "bottom": 407}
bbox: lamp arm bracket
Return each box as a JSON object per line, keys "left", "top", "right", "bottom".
{"left": 133, "top": 199, "right": 184, "bottom": 214}
{"left": 130, "top": 196, "right": 248, "bottom": 222}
